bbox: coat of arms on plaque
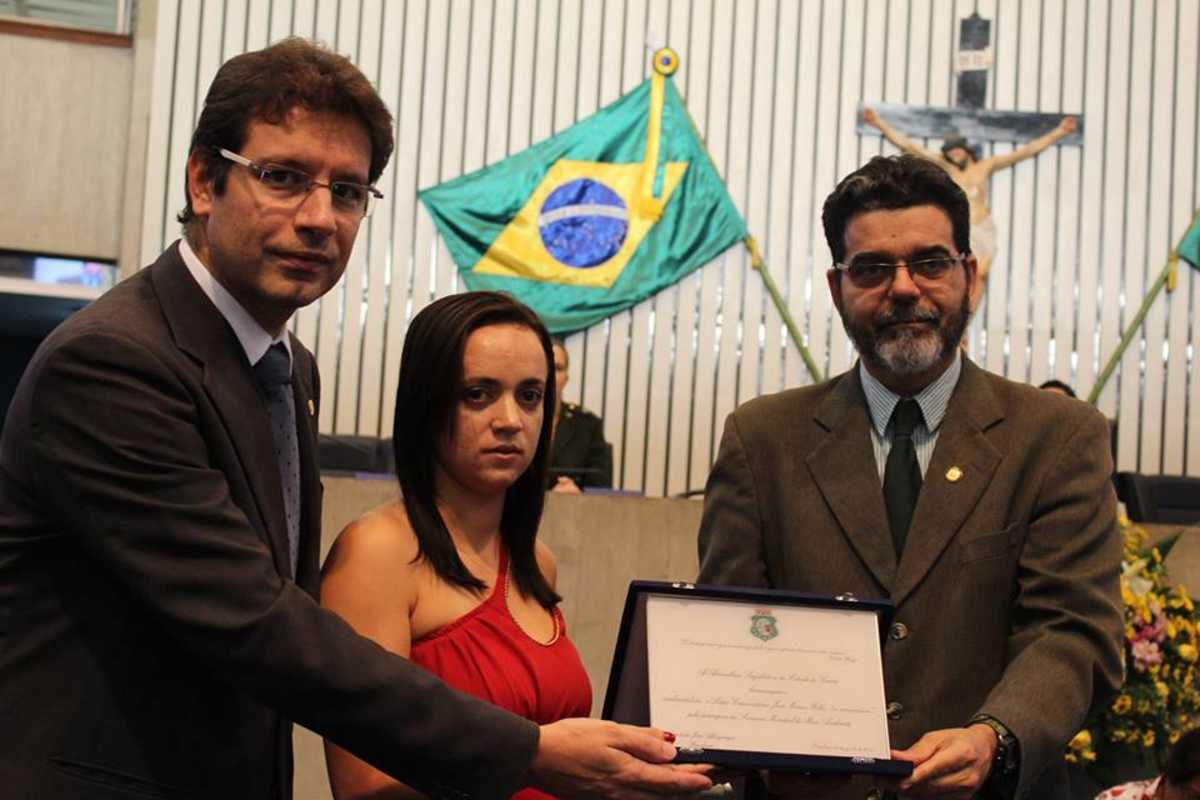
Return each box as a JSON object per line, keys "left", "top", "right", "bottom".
{"left": 750, "top": 609, "right": 778, "bottom": 642}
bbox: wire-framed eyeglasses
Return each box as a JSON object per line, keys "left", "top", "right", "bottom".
{"left": 216, "top": 148, "right": 383, "bottom": 218}
{"left": 833, "top": 253, "right": 966, "bottom": 289}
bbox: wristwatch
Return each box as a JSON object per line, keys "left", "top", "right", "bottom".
{"left": 970, "top": 714, "right": 1020, "bottom": 779}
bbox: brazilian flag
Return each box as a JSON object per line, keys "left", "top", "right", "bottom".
{"left": 418, "top": 52, "right": 747, "bottom": 334}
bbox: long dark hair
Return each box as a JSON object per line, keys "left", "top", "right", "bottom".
{"left": 392, "top": 291, "right": 560, "bottom": 608}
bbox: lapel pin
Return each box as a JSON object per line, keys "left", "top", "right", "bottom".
{"left": 946, "top": 466, "right": 963, "bottom": 482}
{"left": 307, "top": 399, "right": 315, "bottom": 416}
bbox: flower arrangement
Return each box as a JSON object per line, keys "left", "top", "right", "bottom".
{"left": 1066, "top": 517, "right": 1200, "bottom": 781}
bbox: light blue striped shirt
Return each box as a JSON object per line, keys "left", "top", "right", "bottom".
{"left": 860, "top": 351, "right": 963, "bottom": 484}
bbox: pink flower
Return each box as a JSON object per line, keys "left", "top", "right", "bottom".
{"left": 1131, "top": 639, "right": 1162, "bottom": 671}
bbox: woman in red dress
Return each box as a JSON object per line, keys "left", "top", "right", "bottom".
{"left": 322, "top": 292, "right": 592, "bottom": 799}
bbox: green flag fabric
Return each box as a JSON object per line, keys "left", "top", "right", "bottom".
{"left": 418, "top": 71, "right": 747, "bottom": 334}
{"left": 1180, "top": 213, "right": 1200, "bottom": 270}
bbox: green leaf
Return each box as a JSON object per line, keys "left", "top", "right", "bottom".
{"left": 1139, "top": 531, "right": 1183, "bottom": 561}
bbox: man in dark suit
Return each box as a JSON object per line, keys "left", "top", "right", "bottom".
{"left": 698, "top": 155, "right": 1123, "bottom": 799}
{"left": 548, "top": 339, "right": 613, "bottom": 492}
{"left": 0, "top": 39, "right": 711, "bottom": 800}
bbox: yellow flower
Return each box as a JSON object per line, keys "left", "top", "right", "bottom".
{"left": 1170, "top": 730, "right": 1181, "bottom": 744}
{"left": 1111, "top": 728, "right": 1127, "bottom": 741}
{"left": 1181, "top": 644, "right": 1199, "bottom": 663}
{"left": 1143, "top": 730, "right": 1155, "bottom": 748}
{"left": 1069, "top": 730, "right": 1092, "bottom": 751}
{"left": 1169, "top": 587, "right": 1195, "bottom": 612}
{"left": 1113, "top": 695, "right": 1133, "bottom": 714}
{"left": 1083, "top": 750, "right": 1097, "bottom": 762}
{"left": 1156, "top": 681, "right": 1171, "bottom": 699}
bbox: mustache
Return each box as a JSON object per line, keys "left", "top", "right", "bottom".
{"left": 877, "top": 307, "right": 939, "bottom": 327}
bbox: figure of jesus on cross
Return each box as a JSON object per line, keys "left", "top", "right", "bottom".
{"left": 862, "top": 108, "right": 1077, "bottom": 312}
{"left": 857, "top": 12, "right": 1081, "bottom": 313}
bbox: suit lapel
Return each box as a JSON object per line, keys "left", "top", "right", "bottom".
{"left": 151, "top": 244, "right": 293, "bottom": 579}
{"left": 806, "top": 370, "right": 898, "bottom": 592}
{"left": 892, "top": 360, "right": 1004, "bottom": 606}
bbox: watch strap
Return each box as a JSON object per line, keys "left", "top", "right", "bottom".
{"left": 969, "top": 714, "right": 1020, "bottom": 778}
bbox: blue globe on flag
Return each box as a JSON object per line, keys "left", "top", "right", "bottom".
{"left": 538, "top": 178, "right": 629, "bottom": 268}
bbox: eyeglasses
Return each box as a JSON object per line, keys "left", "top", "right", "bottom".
{"left": 216, "top": 148, "right": 383, "bottom": 218}
{"left": 833, "top": 254, "right": 965, "bottom": 289}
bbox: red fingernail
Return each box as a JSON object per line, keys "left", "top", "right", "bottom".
{"left": 664, "top": 731, "right": 677, "bottom": 743}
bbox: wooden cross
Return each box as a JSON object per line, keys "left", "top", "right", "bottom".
{"left": 857, "top": 12, "right": 1083, "bottom": 148}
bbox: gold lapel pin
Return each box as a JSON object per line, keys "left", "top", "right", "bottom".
{"left": 307, "top": 399, "right": 315, "bottom": 416}
{"left": 946, "top": 466, "right": 963, "bottom": 482}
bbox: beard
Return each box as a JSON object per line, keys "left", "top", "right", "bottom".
{"left": 843, "top": 287, "right": 970, "bottom": 377}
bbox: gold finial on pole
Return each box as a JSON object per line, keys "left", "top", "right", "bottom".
{"left": 652, "top": 47, "right": 679, "bottom": 76}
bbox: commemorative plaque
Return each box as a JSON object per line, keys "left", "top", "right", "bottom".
{"left": 602, "top": 581, "right": 913, "bottom": 777}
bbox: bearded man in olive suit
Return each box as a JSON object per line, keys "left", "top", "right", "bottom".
{"left": 698, "top": 155, "right": 1122, "bottom": 799}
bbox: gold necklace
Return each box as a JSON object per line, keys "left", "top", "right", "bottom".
{"left": 503, "top": 567, "right": 561, "bottom": 647}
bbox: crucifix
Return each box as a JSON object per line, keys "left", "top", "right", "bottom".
{"left": 858, "top": 12, "right": 1083, "bottom": 311}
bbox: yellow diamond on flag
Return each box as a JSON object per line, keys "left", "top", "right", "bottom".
{"left": 473, "top": 159, "right": 688, "bottom": 288}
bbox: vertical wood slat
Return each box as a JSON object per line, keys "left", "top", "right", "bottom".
{"left": 1051, "top": 0, "right": 1086, "bottom": 391}
{"left": 1075, "top": 0, "right": 1108, "bottom": 400}
{"left": 1026, "top": 0, "right": 1061, "bottom": 390}
{"left": 1138, "top": 0, "right": 1174, "bottom": 473}
{"left": 137, "top": 0, "right": 179, "bottom": 267}
{"left": 707, "top": 0, "right": 744, "bottom": 479}
{"left": 756, "top": 0, "right": 800, "bottom": 405}
{"left": 158, "top": 2, "right": 202, "bottom": 264}
{"left": 1095, "top": 0, "right": 1128, "bottom": 423}
{"left": 138, "top": 0, "right": 1200, "bottom": 492}
{"left": 1116, "top": 0, "right": 1149, "bottom": 472}
{"left": 1170, "top": 0, "right": 1199, "bottom": 475}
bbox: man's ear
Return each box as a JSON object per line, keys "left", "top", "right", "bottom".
{"left": 186, "top": 150, "right": 215, "bottom": 217}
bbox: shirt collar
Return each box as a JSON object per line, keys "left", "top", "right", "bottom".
{"left": 179, "top": 238, "right": 292, "bottom": 370}
{"left": 860, "top": 349, "right": 962, "bottom": 436}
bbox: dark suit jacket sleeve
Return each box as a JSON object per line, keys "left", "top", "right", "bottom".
{"left": 697, "top": 412, "right": 770, "bottom": 587}
{"left": 978, "top": 407, "right": 1123, "bottom": 796}
{"left": 26, "top": 329, "right": 538, "bottom": 799}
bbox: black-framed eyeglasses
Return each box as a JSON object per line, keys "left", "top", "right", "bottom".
{"left": 216, "top": 148, "right": 383, "bottom": 218}
{"left": 832, "top": 253, "right": 966, "bottom": 289}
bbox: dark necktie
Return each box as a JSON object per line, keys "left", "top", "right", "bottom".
{"left": 254, "top": 343, "right": 300, "bottom": 577}
{"left": 884, "top": 399, "right": 924, "bottom": 556}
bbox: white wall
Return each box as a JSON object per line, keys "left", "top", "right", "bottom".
{"left": 0, "top": 31, "right": 133, "bottom": 260}
{"left": 136, "top": 0, "right": 1200, "bottom": 492}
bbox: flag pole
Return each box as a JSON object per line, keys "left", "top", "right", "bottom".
{"left": 744, "top": 235, "right": 824, "bottom": 383}
{"left": 654, "top": 49, "right": 823, "bottom": 384}
{"left": 1086, "top": 212, "right": 1198, "bottom": 405}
